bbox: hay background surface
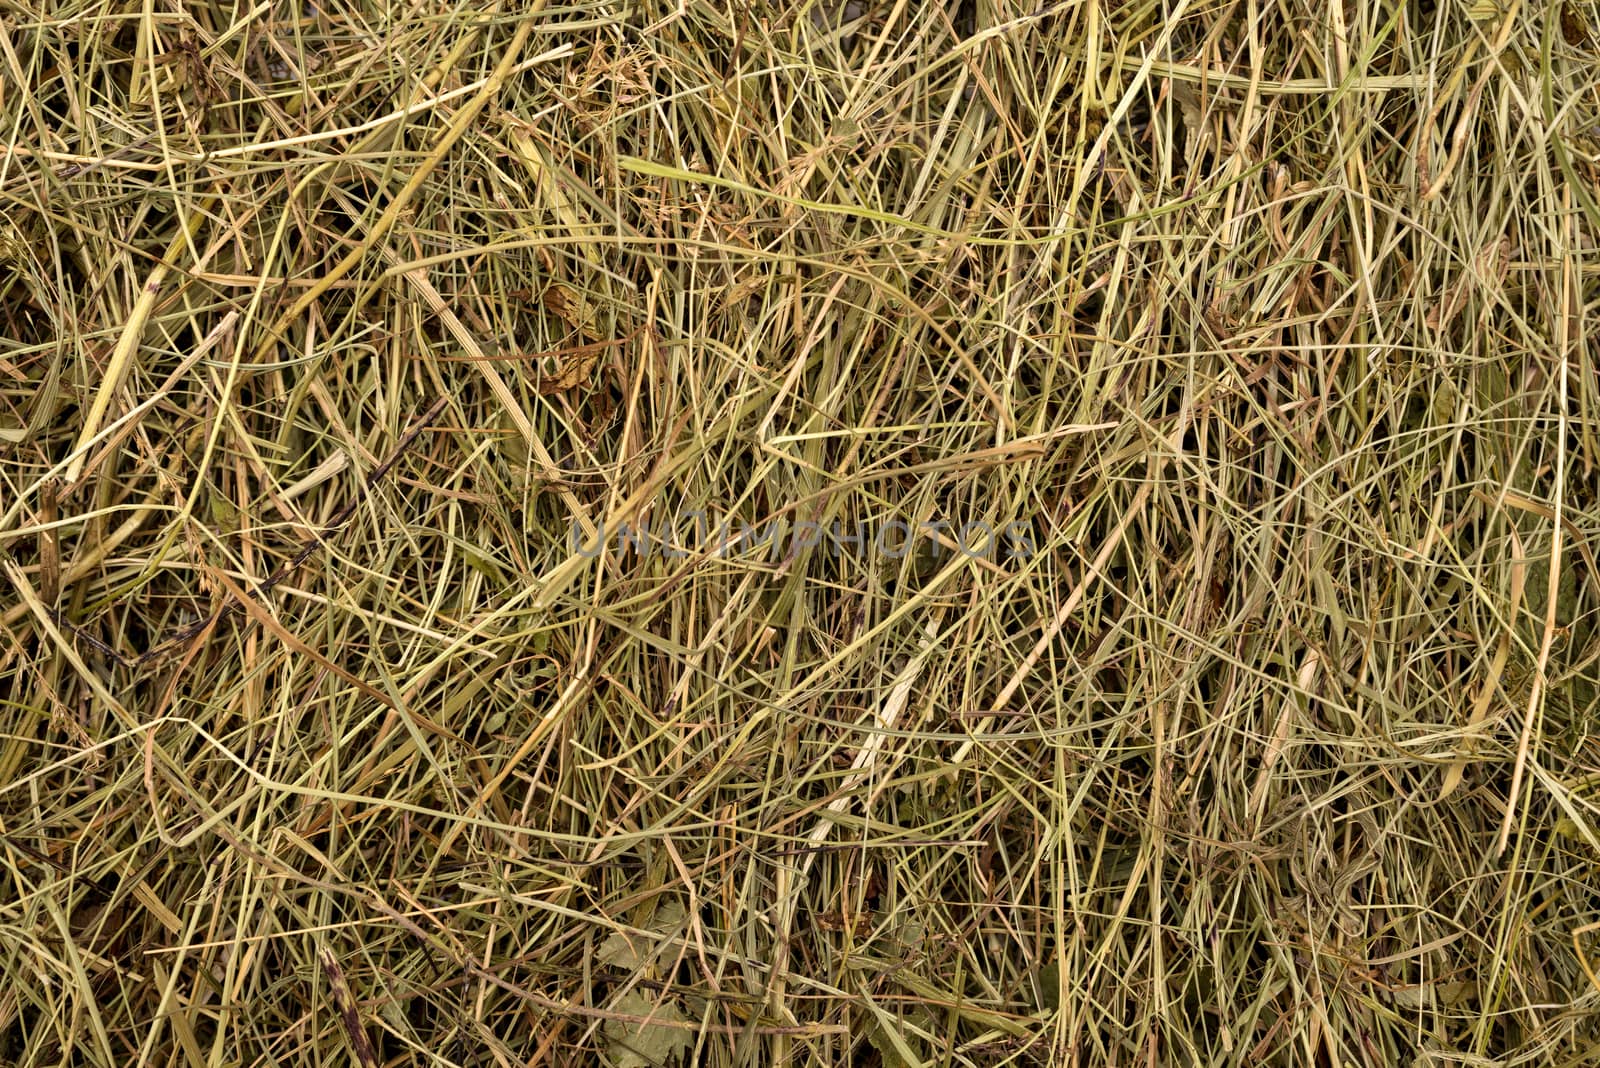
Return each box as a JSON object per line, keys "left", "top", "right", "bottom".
{"left": 2, "top": 0, "right": 1599, "bottom": 1064}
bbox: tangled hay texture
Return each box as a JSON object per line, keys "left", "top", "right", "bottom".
{"left": 2, "top": 0, "right": 1600, "bottom": 1064}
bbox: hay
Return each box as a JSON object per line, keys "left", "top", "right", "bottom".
{"left": 2, "top": 0, "right": 1598, "bottom": 1063}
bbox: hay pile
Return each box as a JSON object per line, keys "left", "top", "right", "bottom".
{"left": 2, "top": 0, "right": 1598, "bottom": 1064}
